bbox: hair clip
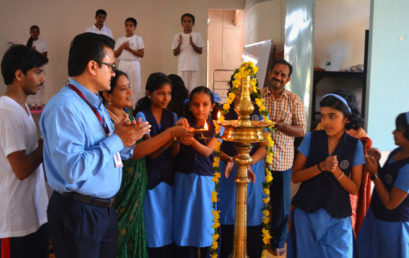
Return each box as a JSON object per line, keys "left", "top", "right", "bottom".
{"left": 212, "top": 92, "right": 221, "bottom": 102}
{"left": 183, "top": 98, "right": 189, "bottom": 104}
{"left": 321, "top": 93, "right": 352, "bottom": 113}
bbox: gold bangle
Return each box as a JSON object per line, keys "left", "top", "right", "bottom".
{"left": 337, "top": 173, "right": 344, "bottom": 181}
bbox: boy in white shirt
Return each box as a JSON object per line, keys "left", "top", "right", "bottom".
{"left": 86, "top": 9, "right": 113, "bottom": 39}
{"left": 114, "top": 17, "right": 144, "bottom": 107}
{"left": 172, "top": 13, "right": 204, "bottom": 92}
{"left": 0, "top": 45, "right": 49, "bottom": 258}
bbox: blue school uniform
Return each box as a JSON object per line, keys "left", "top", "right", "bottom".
{"left": 287, "top": 130, "right": 365, "bottom": 258}
{"left": 357, "top": 148, "right": 409, "bottom": 258}
{"left": 173, "top": 118, "right": 215, "bottom": 247}
{"left": 136, "top": 109, "right": 177, "bottom": 248}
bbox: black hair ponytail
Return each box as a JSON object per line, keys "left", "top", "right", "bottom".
{"left": 26, "top": 37, "right": 34, "bottom": 48}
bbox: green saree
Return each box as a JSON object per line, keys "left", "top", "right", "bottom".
{"left": 114, "top": 156, "right": 148, "bottom": 258}
{"left": 113, "top": 111, "right": 148, "bottom": 258}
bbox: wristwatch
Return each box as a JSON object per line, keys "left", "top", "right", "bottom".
{"left": 370, "top": 174, "right": 379, "bottom": 181}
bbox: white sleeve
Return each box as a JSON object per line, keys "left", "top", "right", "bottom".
{"left": 114, "top": 37, "right": 123, "bottom": 51}
{"left": 171, "top": 33, "right": 179, "bottom": 49}
{"left": 107, "top": 28, "right": 113, "bottom": 39}
{"left": 85, "top": 26, "right": 92, "bottom": 33}
{"left": 41, "top": 41, "right": 48, "bottom": 52}
{"left": 195, "top": 32, "right": 205, "bottom": 48}
{"left": 138, "top": 36, "right": 144, "bottom": 49}
{"left": 0, "top": 109, "right": 27, "bottom": 156}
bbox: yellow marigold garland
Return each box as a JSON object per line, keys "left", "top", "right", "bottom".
{"left": 210, "top": 61, "right": 275, "bottom": 258}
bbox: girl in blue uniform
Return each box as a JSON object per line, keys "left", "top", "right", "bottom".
{"left": 173, "top": 86, "right": 218, "bottom": 258}
{"left": 218, "top": 91, "right": 266, "bottom": 258}
{"left": 288, "top": 91, "right": 365, "bottom": 258}
{"left": 134, "top": 72, "right": 193, "bottom": 258}
{"left": 357, "top": 112, "right": 409, "bottom": 258}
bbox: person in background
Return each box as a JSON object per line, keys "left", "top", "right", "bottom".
{"left": 262, "top": 59, "right": 306, "bottom": 256}
{"left": 357, "top": 112, "right": 409, "bottom": 258}
{"left": 114, "top": 17, "right": 144, "bottom": 108}
{"left": 171, "top": 13, "right": 204, "bottom": 93}
{"left": 0, "top": 45, "right": 49, "bottom": 258}
{"left": 26, "top": 25, "right": 48, "bottom": 109}
{"left": 86, "top": 9, "right": 113, "bottom": 39}
{"left": 168, "top": 74, "right": 188, "bottom": 118}
{"left": 26, "top": 25, "right": 48, "bottom": 58}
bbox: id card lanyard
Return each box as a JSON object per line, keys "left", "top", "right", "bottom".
{"left": 68, "top": 84, "right": 110, "bottom": 136}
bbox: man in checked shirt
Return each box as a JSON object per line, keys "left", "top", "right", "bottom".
{"left": 262, "top": 59, "right": 306, "bottom": 256}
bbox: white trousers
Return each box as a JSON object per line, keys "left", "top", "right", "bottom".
{"left": 178, "top": 70, "right": 200, "bottom": 93}
{"left": 118, "top": 60, "right": 141, "bottom": 108}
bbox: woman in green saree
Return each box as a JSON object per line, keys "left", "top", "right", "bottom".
{"left": 101, "top": 70, "right": 192, "bottom": 258}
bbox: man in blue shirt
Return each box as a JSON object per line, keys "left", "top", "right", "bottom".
{"left": 40, "top": 33, "right": 150, "bottom": 258}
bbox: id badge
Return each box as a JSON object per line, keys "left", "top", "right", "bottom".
{"left": 114, "top": 152, "right": 123, "bottom": 167}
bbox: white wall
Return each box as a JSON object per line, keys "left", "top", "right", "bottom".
{"left": 314, "top": 0, "right": 370, "bottom": 71}
{"left": 0, "top": 0, "right": 208, "bottom": 101}
{"left": 209, "top": 0, "right": 245, "bottom": 9}
{"left": 243, "top": 0, "right": 285, "bottom": 48}
{"left": 366, "top": 0, "right": 409, "bottom": 151}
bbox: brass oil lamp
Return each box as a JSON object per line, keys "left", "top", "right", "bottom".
{"left": 218, "top": 76, "right": 273, "bottom": 257}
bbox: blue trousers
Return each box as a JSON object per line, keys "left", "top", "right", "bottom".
{"left": 47, "top": 192, "right": 118, "bottom": 258}
{"left": 269, "top": 168, "right": 292, "bottom": 249}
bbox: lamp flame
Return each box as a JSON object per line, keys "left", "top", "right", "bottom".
{"left": 204, "top": 121, "right": 208, "bottom": 130}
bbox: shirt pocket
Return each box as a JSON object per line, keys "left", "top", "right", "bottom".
{"left": 274, "top": 110, "right": 292, "bottom": 124}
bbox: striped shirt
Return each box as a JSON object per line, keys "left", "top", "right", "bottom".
{"left": 262, "top": 87, "right": 306, "bottom": 171}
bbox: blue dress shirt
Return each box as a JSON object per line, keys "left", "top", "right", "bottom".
{"left": 40, "top": 78, "right": 132, "bottom": 198}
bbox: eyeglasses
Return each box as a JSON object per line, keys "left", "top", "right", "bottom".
{"left": 100, "top": 62, "right": 116, "bottom": 71}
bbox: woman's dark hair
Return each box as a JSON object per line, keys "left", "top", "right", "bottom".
{"left": 134, "top": 72, "right": 172, "bottom": 114}
{"left": 186, "top": 86, "right": 214, "bottom": 122}
{"left": 1, "top": 44, "right": 48, "bottom": 85}
{"left": 99, "top": 69, "right": 128, "bottom": 103}
{"left": 168, "top": 74, "right": 188, "bottom": 117}
{"left": 26, "top": 25, "right": 40, "bottom": 48}
{"left": 125, "top": 17, "right": 137, "bottom": 27}
{"left": 68, "top": 32, "right": 115, "bottom": 77}
{"left": 181, "top": 13, "right": 195, "bottom": 24}
{"left": 319, "top": 89, "right": 362, "bottom": 130}
{"left": 396, "top": 112, "right": 409, "bottom": 140}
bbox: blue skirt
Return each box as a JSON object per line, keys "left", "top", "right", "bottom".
{"left": 173, "top": 172, "right": 215, "bottom": 247}
{"left": 357, "top": 208, "right": 409, "bottom": 258}
{"left": 219, "top": 159, "right": 266, "bottom": 226}
{"left": 287, "top": 208, "right": 353, "bottom": 258}
{"left": 144, "top": 182, "right": 173, "bottom": 247}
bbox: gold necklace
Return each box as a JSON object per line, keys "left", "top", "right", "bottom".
{"left": 107, "top": 108, "right": 125, "bottom": 123}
